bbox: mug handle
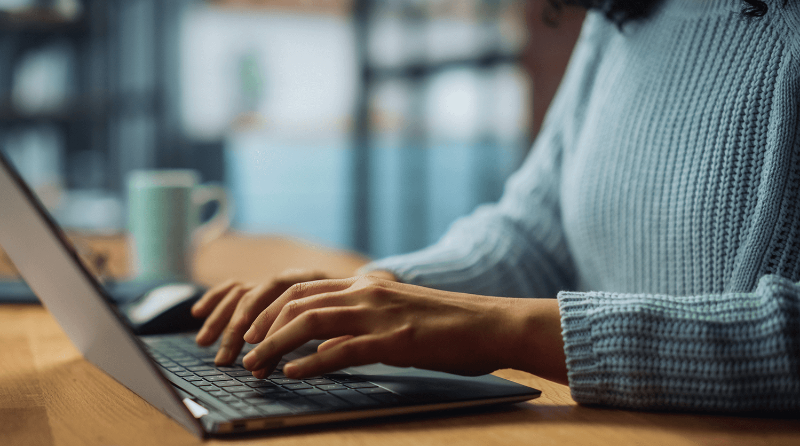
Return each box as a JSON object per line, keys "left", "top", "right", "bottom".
{"left": 192, "top": 183, "right": 231, "bottom": 246}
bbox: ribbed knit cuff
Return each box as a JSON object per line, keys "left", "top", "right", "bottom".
{"left": 557, "top": 291, "right": 602, "bottom": 405}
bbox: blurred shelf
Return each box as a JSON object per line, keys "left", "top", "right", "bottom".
{"left": 0, "top": 8, "right": 86, "bottom": 34}
{"left": 208, "top": 0, "right": 353, "bottom": 16}
{"left": 0, "top": 108, "right": 83, "bottom": 125}
{"left": 366, "top": 52, "right": 521, "bottom": 81}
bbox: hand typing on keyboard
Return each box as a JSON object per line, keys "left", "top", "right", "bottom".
{"left": 191, "top": 269, "right": 330, "bottom": 365}
{"left": 191, "top": 273, "right": 569, "bottom": 385}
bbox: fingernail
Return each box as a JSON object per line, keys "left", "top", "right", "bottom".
{"left": 215, "top": 348, "right": 232, "bottom": 365}
{"left": 195, "top": 329, "right": 207, "bottom": 344}
{"left": 243, "top": 327, "right": 255, "bottom": 342}
{"left": 243, "top": 351, "right": 256, "bottom": 370}
{"left": 283, "top": 361, "right": 300, "bottom": 378}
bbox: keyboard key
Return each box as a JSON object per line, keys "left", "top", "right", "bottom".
{"left": 166, "top": 366, "right": 185, "bottom": 373}
{"left": 177, "top": 360, "right": 203, "bottom": 367}
{"left": 271, "top": 378, "right": 301, "bottom": 385}
{"left": 237, "top": 377, "right": 267, "bottom": 383}
{"left": 267, "top": 391, "right": 303, "bottom": 400}
{"left": 195, "top": 370, "right": 223, "bottom": 376}
{"left": 187, "top": 366, "right": 214, "bottom": 372}
{"left": 226, "top": 386, "right": 256, "bottom": 393}
{"left": 215, "top": 380, "right": 243, "bottom": 387}
{"left": 305, "top": 378, "right": 334, "bottom": 386}
{"left": 197, "top": 384, "right": 217, "bottom": 391}
{"left": 255, "top": 386, "right": 283, "bottom": 394}
{"left": 208, "top": 390, "right": 228, "bottom": 397}
{"left": 233, "top": 390, "right": 261, "bottom": 399}
{"left": 247, "top": 381, "right": 278, "bottom": 388}
{"left": 295, "top": 388, "right": 326, "bottom": 396}
{"left": 205, "top": 375, "right": 233, "bottom": 382}
{"left": 284, "top": 383, "right": 312, "bottom": 390}
{"left": 217, "top": 395, "right": 240, "bottom": 402}
{"left": 317, "top": 384, "right": 347, "bottom": 391}
{"left": 226, "top": 370, "right": 253, "bottom": 377}
{"left": 326, "top": 374, "right": 364, "bottom": 383}
{"left": 174, "top": 371, "right": 194, "bottom": 377}
{"left": 241, "top": 393, "right": 278, "bottom": 402}
{"left": 184, "top": 375, "right": 205, "bottom": 382}
{"left": 217, "top": 366, "right": 244, "bottom": 372}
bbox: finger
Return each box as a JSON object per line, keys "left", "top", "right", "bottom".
{"left": 244, "top": 278, "right": 357, "bottom": 343}
{"left": 215, "top": 283, "right": 273, "bottom": 365}
{"left": 242, "top": 306, "right": 367, "bottom": 371}
{"left": 283, "top": 334, "right": 385, "bottom": 379}
{"left": 274, "top": 269, "right": 328, "bottom": 284}
{"left": 237, "top": 272, "right": 330, "bottom": 340}
{"left": 195, "top": 285, "right": 247, "bottom": 347}
{"left": 318, "top": 335, "right": 353, "bottom": 353}
{"left": 229, "top": 278, "right": 296, "bottom": 342}
{"left": 191, "top": 279, "right": 239, "bottom": 318}
{"left": 261, "top": 291, "right": 356, "bottom": 339}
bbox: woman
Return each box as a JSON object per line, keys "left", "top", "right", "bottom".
{"left": 192, "top": 0, "right": 800, "bottom": 412}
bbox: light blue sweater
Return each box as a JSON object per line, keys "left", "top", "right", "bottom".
{"left": 364, "top": 0, "right": 800, "bottom": 411}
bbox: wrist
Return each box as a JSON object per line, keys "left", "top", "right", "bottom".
{"left": 506, "top": 298, "right": 568, "bottom": 384}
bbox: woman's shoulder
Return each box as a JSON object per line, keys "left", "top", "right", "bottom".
{"left": 773, "top": 1, "right": 800, "bottom": 45}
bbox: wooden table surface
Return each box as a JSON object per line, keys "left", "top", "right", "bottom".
{"left": 1, "top": 233, "right": 799, "bottom": 445}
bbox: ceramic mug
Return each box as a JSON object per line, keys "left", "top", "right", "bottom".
{"left": 127, "top": 170, "right": 229, "bottom": 281}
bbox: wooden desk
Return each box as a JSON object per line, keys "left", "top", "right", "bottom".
{"left": 2, "top": 234, "right": 799, "bottom": 445}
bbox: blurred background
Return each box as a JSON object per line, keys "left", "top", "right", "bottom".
{"left": 0, "top": 0, "right": 582, "bottom": 259}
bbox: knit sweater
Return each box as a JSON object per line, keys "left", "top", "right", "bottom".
{"left": 363, "top": 0, "right": 800, "bottom": 412}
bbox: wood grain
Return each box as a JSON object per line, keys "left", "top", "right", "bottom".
{"left": 2, "top": 234, "right": 800, "bottom": 445}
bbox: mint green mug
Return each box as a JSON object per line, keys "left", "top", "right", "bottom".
{"left": 127, "top": 170, "right": 229, "bottom": 281}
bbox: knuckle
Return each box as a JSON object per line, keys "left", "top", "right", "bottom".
{"left": 285, "top": 282, "right": 304, "bottom": 298}
{"left": 284, "top": 299, "right": 301, "bottom": 319}
{"left": 300, "top": 308, "right": 322, "bottom": 326}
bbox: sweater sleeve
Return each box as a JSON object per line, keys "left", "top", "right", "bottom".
{"left": 360, "top": 122, "right": 577, "bottom": 299}
{"left": 558, "top": 274, "right": 800, "bottom": 412}
{"left": 359, "top": 15, "right": 611, "bottom": 298}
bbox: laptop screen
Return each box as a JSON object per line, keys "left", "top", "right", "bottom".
{"left": 0, "top": 151, "right": 203, "bottom": 437}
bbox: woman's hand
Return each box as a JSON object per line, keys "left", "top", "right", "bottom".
{"left": 239, "top": 275, "right": 568, "bottom": 384}
{"left": 191, "top": 269, "right": 398, "bottom": 365}
{"left": 190, "top": 269, "right": 330, "bottom": 364}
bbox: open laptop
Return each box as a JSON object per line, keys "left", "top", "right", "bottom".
{"left": 0, "top": 150, "right": 540, "bottom": 438}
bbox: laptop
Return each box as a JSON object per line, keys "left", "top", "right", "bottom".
{"left": 0, "top": 151, "right": 540, "bottom": 438}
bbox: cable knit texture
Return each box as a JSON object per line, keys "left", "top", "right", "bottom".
{"left": 363, "top": 0, "right": 800, "bottom": 411}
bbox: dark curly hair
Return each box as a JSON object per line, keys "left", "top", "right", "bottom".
{"left": 548, "top": 1, "right": 788, "bottom": 26}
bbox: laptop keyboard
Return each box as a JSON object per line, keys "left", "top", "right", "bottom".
{"left": 142, "top": 334, "right": 407, "bottom": 418}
